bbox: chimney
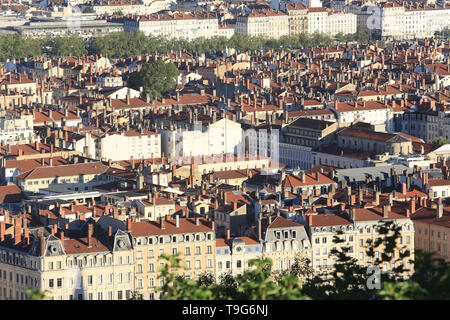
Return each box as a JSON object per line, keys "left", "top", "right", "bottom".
{"left": 14, "top": 226, "right": 21, "bottom": 245}
{"left": 88, "top": 223, "right": 93, "bottom": 248}
{"left": 226, "top": 228, "right": 230, "bottom": 240}
{"left": 40, "top": 236, "right": 46, "bottom": 256}
{"left": 373, "top": 191, "right": 380, "bottom": 206}
{"left": 160, "top": 217, "right": 165, "bottom": 230}
{"left": 108, "top": 226, "right": 113, "bottom": 237}
{"left": 409, "top": 199, "right": 416, "bottom": 214}
{"left": 60, "top": 231, "right": 64, "bottom": 250}
{"left": 383, "top": 205, "right": 390, "bottom": 218}
{"left": 233, "top": 201, "right": 238, "bottom": 211}
{"left": 127, "top": 218, "right": 132, "bottom": 231}
{"left": 437, "top": 199, "right": 443, "bottom": 219}
{"left": 0, "top": 221, "right": 5, "bottom": 241}
{"left": 176, "top": 215, "right": 180, "bottom": 228}
{"left": 195, "top": 217, "right": 199, "bottom": 226}
{"left": 401, "top": 183, "right": 407, "bottom": 195}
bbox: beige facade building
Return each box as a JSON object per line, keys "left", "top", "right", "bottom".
{"left": 282, "top": 2, "right": 308, "bottom": 35}
{"left": 16, "top": 162, "right": 115, "bottom": 194}
{"left": 412, "top": 199, "right": 450, "bottom": 262}
{"left": 135, "top": 194, "right": 176, "bottom": 221}
{"left": 236, "top": 9, "right": 289, "bottom": 39}
{"left": 128, "top": 216, "right": 215, "bottom": 300}
{"left": 0, "top": 221, "right": 135, "bottom": 300}
{"left": 262, "top": 216, "right": 312, "bottom": 272}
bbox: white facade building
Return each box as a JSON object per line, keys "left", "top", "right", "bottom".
{"left": 327, "top": 11, "right": 357, "bottom": 36}
{"left": 0, "top": 113, "right": 35, "bottom": 145}
{"left": 124, "top": 12, "right": 219, "bottom": 40}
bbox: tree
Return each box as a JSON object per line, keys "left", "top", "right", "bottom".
{"left": 432, "top": 137, "right": 450, "bottom": 146}
{"left": 26, "top": 288, "right": 52, "bottom": 300}
{"left": 127, "top": 60, "right": 178, "bottom": 100}
{"left": 82, "top": 6, "right": 95, "bottom": 14}
{"left": 354, "top": 27, "right": 370, "bottom": 44}
{"left": 45, "top": 35, "right": 87, "bottom": 57}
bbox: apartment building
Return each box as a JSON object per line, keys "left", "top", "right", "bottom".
{"left": 282, "top": 171, "right": 338, "bottom": 198}
{"left": 236, "top": 9, "right": 289, "bottom": 39}
{"left": 215, "top": 235, "right": 262, "bottom": 279}
{"left": 353, "top": 203, "right": 415, "bottom": 274}
{"left": 160, "top": 118, "right": 242, "bottom": 159}
{"left": 96, "top": 129, "right": 161, "bottom": 162}
{"left": 283, "top": 118, "right": 338, "bottom": 149}
{"left": 135, "top": 193, "right": 176, "bottom": 221}
{"left": 0, "top": 221, "right": 135, "bottom": 300}
{"left": 88, "top": 0, "right": 172, "bottom": 15}
{"left": 126, "top": 216, "right": 215, "bottom": 300}
{"left": 307, "top": 7, "right": 328, "bottom": 34}
{"left": 307, "top": 211, "right": 356, "bottom": 272}
{"left": 379, "top": 2, "right": 450, "bottom": 40}
{"left": 124, "top": 12, "right": 219, "bottom": 41}
{"left": 0, "top": 113, "right": 35, "bottom": 146}
{"left": 16, "top": 162, "right": 114, "bottom": 193}
{"left": 281, "top": 2, "right": 308, "bottom": 35}
{"left": 327, "top": 11, "right": 357, "bottom": 36}
{"left": 262, "top": 216, "right": 312, "bottom": 272}
{"left": 336, "top": 128, "right": 413, "bottom": 156}
{"left": 412, "top": 199, "right": 450, "bottom": 262}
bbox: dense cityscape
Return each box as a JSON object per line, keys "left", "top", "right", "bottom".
{"left": 0, "top": 0, "right": 449, "bottom": 304}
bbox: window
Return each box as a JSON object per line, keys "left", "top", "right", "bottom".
{"left": 195, "top": 246, "right": 201, "bottom": 255}
{"left": 148, "top": 249, "right": 154, "bottom": 258}
{"left": 137, "top": 250, "right": 142, "bottom": 259}
{"left": 172, "top": 248, "right": 177, "bottom": 256}
{"left": 237, "top": 260, "right": 242, "bottom": 268}
{"left": 117, "top": 291, "right": 123, "bottom": 300}
{"left": 57, "top": 278, "right": 62, "bottom": 288}
{"left": 88, "top": 275, "right": 93, "bottom": 285}
{"left": 195, "top": 260, "right": 201, "bottom": 269}
{"left": 97, "top": 275, "right": 102, "bottom": 285}
{"left": 137, "top": 264, "right": 142, "bottom": 274}
{"left": 149, "top": 277, "right": 154, "bottom": 288}
{"left": 207, "top": 245, "right": 212, "bottom": 254}
{"left": 49, "top": 279, "right": 54, "bottom": 288}
{"left": 98, "top": 292, "right": 103, "bottom": 300}
{"left": 148, "top": 263, "right": 154, "bottom": 272}
{"left": 185, "top": 247, "right": 191, "bottom": 256}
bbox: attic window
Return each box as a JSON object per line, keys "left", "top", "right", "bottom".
{"left": 75, "top": 245, "right": 80, "bottom": 248}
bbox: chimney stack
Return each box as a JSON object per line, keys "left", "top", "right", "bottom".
{"left": 383, "top": 205, "right": 391, "bottom": 218}
{"left": 409, "top": 199, "right": 416, "bottom": 214}
{"left": 176, "top": 215, "right": 179, "bottom": 228}
{"left": 437, "top": 198, "right": 443, "bottom": 219}
{"left": 88, "top": 223, "right": 93, "bottom": 248}
{"left": 40, "top": 236, "right": 46, "bottom": 256}
{"left": 226, "top": 228, "right": 230, "bottom": 240}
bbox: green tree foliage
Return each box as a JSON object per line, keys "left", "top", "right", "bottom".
{"left": 158, "top": 254, "right": 310, "bottom": 300}
{"left": 432, "top": 137, "right": 450, "bottom": 146}
{"left": 0, "top": 35, "right": 43, "bottom": 60}
{"left": 127, "top": 60, "right": 178, "bottom": 100}
{"left": 156, "top": 220, "right": 450, "bottom": 300}
{"left": 44, "top": 35, "right": 88, "bottom": 57}
{"left": 82, "top": 6, "right": 95, "bottom": 13}
{"left": 26, "top": 288, "right": 53, "bottom": 300}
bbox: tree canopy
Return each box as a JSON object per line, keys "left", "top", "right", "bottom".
{"left": 432, "top": 137, "right": 450, "bottom": 146}
{"left": 127, "top": 60, "right": 179, "bottom": 100}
